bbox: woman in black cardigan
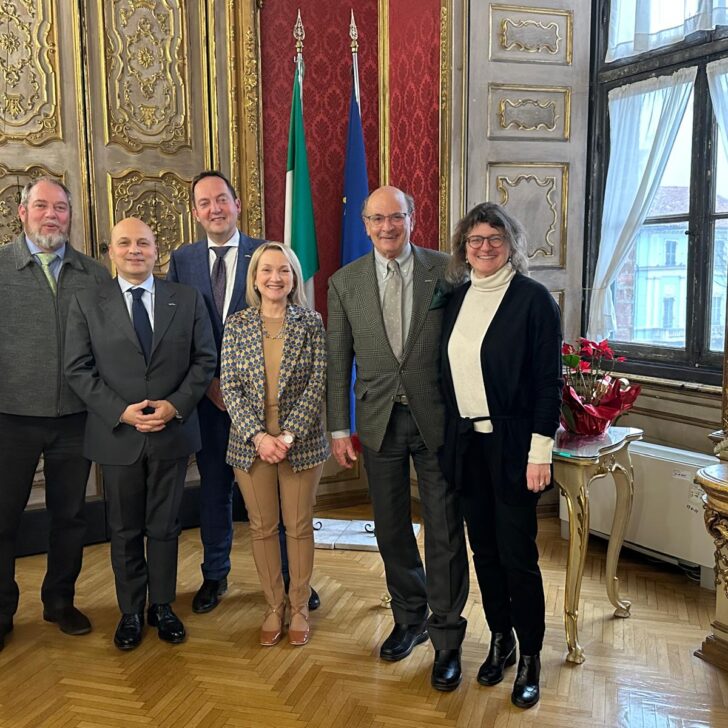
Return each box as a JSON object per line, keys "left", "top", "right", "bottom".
{"left": 440, "top": 202, "right": 562, "bottom": 709}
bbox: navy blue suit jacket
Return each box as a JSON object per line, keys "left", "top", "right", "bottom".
{"left": 167, "top": 232, "right": 266, "bottom": 374}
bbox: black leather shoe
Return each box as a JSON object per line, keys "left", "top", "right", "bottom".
{"left": 114, "top": 613, "right": 144, "bottom": 650}
{"left": 192, "top": 577, "right": 227, "bottom": 614}
{"left": 308, "top": 587, "right": 321, "bottom": 611}
{"left": 379, "top": 622, "right": 429, "bottom": 662}
{"left": 477, "top": 630, "right": 517, "bottom": 686}
{"left": 511, "top": 653, "right": 541, "bottom": 709}
{"left": 0, "top": 618, "right": 13, "bottom": 651}
{"left": 431, "top": 648, "right": 462, "bottom": 691}
{"left": 147, "top": 603, "right": 186, "bottom": 644}
{"left": 43, "top": 605, "right": 92, "bottom": 635}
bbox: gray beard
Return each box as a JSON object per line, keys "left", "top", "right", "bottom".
{"left": 29, "top": 231, "right": 67, "bottom": 251}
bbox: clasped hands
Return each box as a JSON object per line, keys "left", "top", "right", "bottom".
{"left": 121, "top": 399, "right": 176, "bottom": 433}
{"left": 253, "top": 432, "right": 292, "bottom": 464}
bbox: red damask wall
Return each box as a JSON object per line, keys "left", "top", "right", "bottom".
{"left": 388, "top": 0, "right": 441, "bottom": 250}
{"left": 260, "top": 2, "right": 380, "bottom": 314}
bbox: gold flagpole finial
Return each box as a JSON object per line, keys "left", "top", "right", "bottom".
{"left": 294, "top": 8, "right": 305, "bottom": 54}
{"left": 349, "top": 9, "right": 359, "bottom": 53}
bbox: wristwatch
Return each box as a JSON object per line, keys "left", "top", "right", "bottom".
{"left": 281, "top": 432, "right": 294, "bottom": 445}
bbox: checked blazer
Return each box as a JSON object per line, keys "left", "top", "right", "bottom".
{"left": 220, "top": 304, "right": 330, "bottom": 472}
{"left": 326, "top": 245, "right": 452, "bottom": 453}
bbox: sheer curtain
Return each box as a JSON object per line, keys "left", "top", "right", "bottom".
{"left": 707, "top": 58, "right": 728, "bottom": 159}
{"left": 607, "top": 0, "right": 728, "bottom": 62}
{"left": 587, "top": 67, "right": 696, "bottom": 340}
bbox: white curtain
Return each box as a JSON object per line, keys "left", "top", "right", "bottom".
{"left": 607, "top": 0, "right": 728, "bottom": 62}
{"left": 707, "top": 58, "right": 728, "bottom": 160}
{"left": 587, "top": 67, "right": 696, "bottom": 340}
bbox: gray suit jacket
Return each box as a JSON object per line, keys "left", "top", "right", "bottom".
{"left": 0, "top": 236, "right": 110, "bottom": 417}
{"left": 64, "top": 278, "right": 216, "bottom": 465}
{"left": 326, "top": 245, "right": 451, "bottom": 452}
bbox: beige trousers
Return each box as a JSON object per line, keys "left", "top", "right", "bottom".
{"left": 235, "top": 459, "right": 322, "bottom": 611}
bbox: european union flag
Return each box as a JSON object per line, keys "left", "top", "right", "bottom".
{"left": 341, "top": 74, "right": 370, "bottom": 433}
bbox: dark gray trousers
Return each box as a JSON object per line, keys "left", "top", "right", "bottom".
{"left": 361, "top": 403, "right": 469, "bottom": 650}
{"left": 103, "top": 449, "right": 187, "bottom": 614}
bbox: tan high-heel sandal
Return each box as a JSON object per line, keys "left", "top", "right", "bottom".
{"left": 260, "top": 603, "right": 285, "bottom": 646}
{"left": 288, "top": 606, "right": 310, "bottom": 646}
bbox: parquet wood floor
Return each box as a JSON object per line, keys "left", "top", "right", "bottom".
{"left": 0, "top": 506, "right": 726, "bottom": 728}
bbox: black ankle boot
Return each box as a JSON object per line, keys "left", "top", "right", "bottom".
{"left": 511, "top": 653, "right": 541, "bottom": 709}
{"left": 477, "top": 630, "right": 516, "bottom": 686}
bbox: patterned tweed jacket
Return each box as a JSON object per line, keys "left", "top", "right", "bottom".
{"left": 220, "top": 304, "right": 330, "bottom": 472}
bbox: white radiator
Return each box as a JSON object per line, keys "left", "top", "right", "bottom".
{"left": 558, "top": 441, "right": 717, "bottom": 588}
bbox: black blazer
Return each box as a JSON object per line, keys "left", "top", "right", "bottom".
{"left": 439, "top": 273, "right": 562, "bottom": 504}
{"left": 64, "top": 278, "right": 217, "bottom": 465}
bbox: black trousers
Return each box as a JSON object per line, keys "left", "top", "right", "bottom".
{"left": 362, "top": 404, "right": 469, "bottom": 650}
{"left": 103, "top": 448, "right": 187, "bottom": 614}
{"left": 0, "top": 412, "right": 90, "bottom": 618}
{"left": 461, "top": 432, "right": 545, "bottom": 654}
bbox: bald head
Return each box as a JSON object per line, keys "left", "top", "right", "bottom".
{"left": 362, "top": 186, "right": 415, "bottom": 259}
{"left": 108, "top": 217, "right": 158, "bottom": 284}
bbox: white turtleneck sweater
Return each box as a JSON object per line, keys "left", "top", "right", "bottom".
{"left": 448, "top": 264, "right": 553, "bottom": 464}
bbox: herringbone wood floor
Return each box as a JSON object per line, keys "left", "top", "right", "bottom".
{"left": 0, "top": 506, "right": 726, "bottom": 728}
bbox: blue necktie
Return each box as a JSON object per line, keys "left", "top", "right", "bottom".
{"left": 130, "top": 287, "right": 153, "bottom": 363}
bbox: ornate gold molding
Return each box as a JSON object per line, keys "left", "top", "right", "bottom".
{"left": 101, "top": 0, "right": 191, "bottom": 153}
{"left": 0, "top": 0, "right": 61, "bottom": 145}
{"left": 501, "top": 19, "right": 560, "bottom": 55}
{"left": 439, "top": 0, "right": 452, "bottom": 252}
{"left": 228, "top": 1, "right": 264, "bottom": 238}
{"left": 109, "top": 169, "right": 191, "bottom": 271}
{"left": 378, "top": 0, "right": 390, "bottom": 186}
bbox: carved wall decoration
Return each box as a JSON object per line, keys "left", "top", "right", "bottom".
{"left": 109, "top": 170, "right": 191, "bottom": 271}
{"left": 0, "top": 164, "right": 64, "bottom": 246}
{"left": 488, "top": 84, "right": 571, "bottom": 141}
{"left": 102, "top": 0, "right": 191, "bottom": 153}
{"left": 489, "top": 5, "right": 573, "bottom": 66}
{"left": 487, "top": 162, "right": 568, "bottom": 268}
{"left": 0, "top": 0, "right": 61, "bottom": 144}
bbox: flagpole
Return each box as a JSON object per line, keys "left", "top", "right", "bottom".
{"left": 350, "top": 9, "right": 361, "bottom": 107}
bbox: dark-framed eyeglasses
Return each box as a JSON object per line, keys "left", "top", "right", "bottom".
{"left": 363, "top": 212, "right": 410, "bottom": 227}
{"left": 465, "top": 234, "right": 506, "bottom": 249}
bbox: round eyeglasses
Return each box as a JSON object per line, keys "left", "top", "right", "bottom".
{"left": 465, "top": 234, "right": 506, "bottom": 249}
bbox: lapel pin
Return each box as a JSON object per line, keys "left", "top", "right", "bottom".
{"left": 168, "top": 302, "right": 176, "bottom": 306}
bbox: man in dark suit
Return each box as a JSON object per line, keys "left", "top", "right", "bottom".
{"left": 167, "top": 171, "right": 319, "bottom": 613}
{"left": 65, "top": 217, "right": 216, "bottom": 650}
{"left": 0, "top": 177, "right": 110, "bottom": 650}
{"left": 327, "top": 186, "right": 469, "bottom": 691}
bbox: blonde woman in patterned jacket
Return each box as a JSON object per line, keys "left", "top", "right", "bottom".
{"left": 220, "top": 242, "right": 329, "bottom": 647}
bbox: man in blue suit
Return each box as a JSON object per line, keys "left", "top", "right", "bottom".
{"left": 168, "top": 171, "right": 319, "bottom": 613}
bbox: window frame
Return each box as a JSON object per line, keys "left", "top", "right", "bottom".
{"left": 586, "top": 1, "right": 728, "bottom": 386}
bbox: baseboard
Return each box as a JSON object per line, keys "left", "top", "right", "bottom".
{"left": 314, "top": 489, "right": 371, "bottom": 512}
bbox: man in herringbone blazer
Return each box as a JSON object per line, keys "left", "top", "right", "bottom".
{"left": 327, "top": 185, "right": 469, "bottom": 691}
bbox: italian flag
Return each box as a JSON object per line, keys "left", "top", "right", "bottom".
{"left": 284, "top": 63, "right": 318, "bottom": 308}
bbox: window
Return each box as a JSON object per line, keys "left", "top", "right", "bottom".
{"left": 588, "top": 4, "right": 728, "bottom": 384}
{"left": 664, "top": 239, "right": 677, "bottom": 266}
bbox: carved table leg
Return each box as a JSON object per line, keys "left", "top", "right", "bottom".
{"left": 606, "top": 448, "right": 634, "bottom": 618}
{"left": 555, "top": 465, "right": 592, "bottom": 664}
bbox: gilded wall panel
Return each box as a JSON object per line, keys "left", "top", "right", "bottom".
{"left": 487, "top": 83, "right": 571, "bottom": 141}
{"left": 109, "top": 170, "right": 191, "bottom": 271}
{"left": 0, "top": 164, "right": 64, "bottom": 246}
{"left": 487, "top": 162, "right": 568, "bottom": 268}
{"left": 102, "top": 0, "right": 191, "bottom": 153}
{"left": 0, "top": 0, "right": 61, "bottom": 144}
{"left": 489, "top": 5, "right": 573, "bottom": 65}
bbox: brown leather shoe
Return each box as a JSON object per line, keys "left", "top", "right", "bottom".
{"left": 260, "top": 604, "right": 285, "bottom": 646}
{"left": 288, "top": 606, "right": 310, "bottom": 646}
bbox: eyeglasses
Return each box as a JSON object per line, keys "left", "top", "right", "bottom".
{"left": 363, "top": 212, "right": 410, "bottom": 227}
{"left": 465, "top": 234, "right": 506, "bottom": 249}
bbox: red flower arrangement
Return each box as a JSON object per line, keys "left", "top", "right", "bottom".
{"left": 560, "top": 338, "right": 640, "bottom": 436}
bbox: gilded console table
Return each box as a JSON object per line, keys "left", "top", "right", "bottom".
{"left": 552, "top": 426, "right": 643, "bottom": 664}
